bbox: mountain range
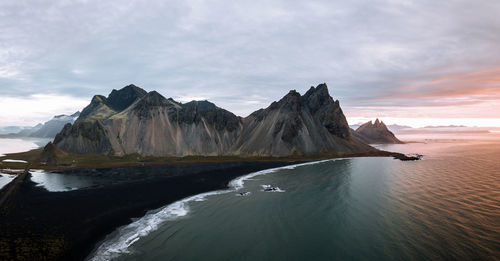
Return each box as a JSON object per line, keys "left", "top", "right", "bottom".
{"left": 53, "top": 84, "right": 380, "bottom": 157}
{"left": 0, "top": 112, "right": 80, "bottom": 138}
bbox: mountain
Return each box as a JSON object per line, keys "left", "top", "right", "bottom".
{"left": 54, "top": 84, "right": 242, "bottom": 156}
{"left": 398, "top": 125, "right": 491, "bottom": 134}
{"left": 350, "top": 123, "right": 412, "bottom": 134}
{"left": 423, "top": 125, "right": 467, "bottom": 128}
{"left": 0, "top": 126, "right": 33, "bottom": 135}
{"left": 0, "top": 112, "right": 80, "bottom": 138}
{"left": 349, "top": 124, "right": 361, "bottom": 130}
{"left": 53, "top": 83, "right": 375, "bottom": 157}
{"left": 386, "top": 124, "right": 412, "bottom": 133}
{"left": 354, "top": 119, "right": 404, "bottom": 144}
{"left": 232, "top": 84, "right": 372, "bottom": 156}
{"left": 28, "top": 112, "right": 81, "bottom": 138}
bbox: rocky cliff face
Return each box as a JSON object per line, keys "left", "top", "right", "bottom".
{"left": 55, "top": 85, "right": 242, "bottom": 156}
{"left": 232, "top": 84, "right": 371, "bottom": 156}
{"left": 354, "top": 119, "right": 404, "bottom": 144}
{"left": 54, "top": 83, "right": 375, "bottom": 156}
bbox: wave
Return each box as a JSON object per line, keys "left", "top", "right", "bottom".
{"left": 261, "top": 184, "right": 285, "bottom": 192}
{"left": 228, "top": 159, "right": 335, "bottom": 190}
{"left": 87, "top": 189, "right": 231, "bottom": 261}
{"left": 88, "top": 158, "right": 339, "bottom": 261}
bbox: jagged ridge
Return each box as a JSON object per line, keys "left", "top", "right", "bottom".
{"left": 354, "top": 119, "right": 404, "bottom": 144}
{"left": 53, "top": 83, "right": 376, "bottom": 156}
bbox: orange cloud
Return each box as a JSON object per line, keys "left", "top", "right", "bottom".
{"left": 345, "top": 67, "right": 500, "bottom": 122}
{"left": 355, "top": 68, "right": 500, "bottom": 107}
{"left": 394, "top": 68, "right": 500, "bottom": 99}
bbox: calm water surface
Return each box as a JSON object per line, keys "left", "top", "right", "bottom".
{"left": 0, "top": 138, "right": 50, "bottom": 189}
{"left": 0, "top": 138, "right": 104, "bottom": 191}
{"left": 0, "top": 174, "right": 16, "bottom": 190}
{"left": 90, "top": 134, "right": 500, "bottom": 261}
{"left": 0, "top": 138, "right": 50, "bottom": 157}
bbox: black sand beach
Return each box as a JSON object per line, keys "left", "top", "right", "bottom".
{"left": 0, "top": 161, "right": 302, "bottom": 261}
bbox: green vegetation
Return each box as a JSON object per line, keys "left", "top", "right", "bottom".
{"left": 0, "top": 147, "right": 414, "bottom": 172}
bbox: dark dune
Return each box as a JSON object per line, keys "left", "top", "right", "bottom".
{"left": 0, "top": 161, "right": 302, "bottom": 261}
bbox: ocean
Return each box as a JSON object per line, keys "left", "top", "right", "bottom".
{"left": 88, "top": 133, "right": 500, "bottom": 261}
{"left": 0, "top": 137, "right": 51, "bottom": 190}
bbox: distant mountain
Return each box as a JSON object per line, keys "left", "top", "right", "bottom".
{"left": 353, "top": 119, "right": 403, "bottom": 144}
{"left": 53, "top": 83, "right": 375, "bottom": 157}
{"left": 1, "top": 112, "right": 80, "bottom": 138}
{"left": 386, "top": 124, "right": 412, "bottom": 133}
{"left": 29, "top": 112, "right": 80, "bottom": 138}
{"left": 0, "top": 126, "right": 33, "bottom": 135}
{"left": 349, "top": 124, "right": 361, "bottom": 130}
{"left": 423, "top": 125, "right": 466, "bottom": 128}
{"left": 399, "top": 125, "right": 491, "bottom": 134}
{"left": 351, "top": 123, "right": 412, "bottom": 134}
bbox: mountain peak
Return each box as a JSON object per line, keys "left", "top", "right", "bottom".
{"left": 54, "top": 82, "right": 374, "bottom": 157}
{"left": 302, "top": 83, "right": 335, "bottom": 114}
{"left": 355, "top": 119, "right": 403, "bottom": 144}
{"left": 304, "top": 83, "right": 330, "bottom": 99}
{"left": 272, "top": 89, "right": 302, "bottom": 111}
{"left": 123, "top": 83, "right": 141, "bottom": 89}
{"left": 91, "top": 95, "right": 107, "bottom": 104}
{"left": 106, "top": 84, "right": 148, "bottom": 111}
{"left": 183, "top": 100, "right": 217, "bottom": 112}
{"left": 135, "top": 91, "right": 169, "bottom": 107}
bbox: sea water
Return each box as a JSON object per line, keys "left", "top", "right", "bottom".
{"left": 89, "top": 133, "right": 500, "bottom": 261}
{"left": 0, "top": 137, "right": 51, "bottom": 189}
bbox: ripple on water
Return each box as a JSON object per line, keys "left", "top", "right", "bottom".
{"left": 89, "top": 139, "right": 500, "bottom": 261}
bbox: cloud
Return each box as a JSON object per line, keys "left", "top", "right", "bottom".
{"left": 354, "top": 68, "right": 500, "bottom": 107}
{"left": 0, "top": 94, "right": 89, "bottom": 126}
{"left": 0, "top": 0, "right": 499, "bottom": 124}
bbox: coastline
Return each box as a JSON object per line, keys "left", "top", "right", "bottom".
{"left": 0, "top": 149, "right": 420, "bottom": 260}
{"left": 0, "top": 148, "right": 420, "bottom": 173}
{"left": 0, "top": 161, "right": 305, "bottom": 261}
{"left": 88, "top": 158, "right": 340, "bottom": 260}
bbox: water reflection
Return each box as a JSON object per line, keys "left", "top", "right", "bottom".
{"left": 0, "top": 138, "right": 51, "bottom": 156}
{"left": 30, "top": 170, "right": 102, "bottom": 192}
{"left": 0, "top": 174, "right": 16, "bottom": 190}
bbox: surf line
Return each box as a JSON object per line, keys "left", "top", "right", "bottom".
{"left": 88, "top": 158, "right": 342, "bottom": 261}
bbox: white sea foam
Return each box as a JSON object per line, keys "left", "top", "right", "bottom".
{"left": 236, "top": 191, "right": 251, "bottom": 196}
{"left": 88, "top": 189, "right": 232, "bottom": 261}
{"left": 261, "top": 184, "right": 285, "bottom": 192}
{"left": 88, "top": 159, "right": 339, "bottom": 261}
{"left": 228, "top": 159, "right": 334, "bottom": 190}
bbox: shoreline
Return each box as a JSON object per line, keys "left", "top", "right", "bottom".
{"left": 0, "top": 148, "right": 421, "bottom": 173}
{"left": 0, "top": 161, "right": 306, "bottom": 260}
{"left": 0, "top": 151, "right": 420, "bottom": 260}
{"left": 88, "top": 158, "right": 340, "bottom": 260}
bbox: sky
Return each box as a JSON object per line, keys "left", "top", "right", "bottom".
{"left": 1, "top": 0, "right": 500, "bottom": 127}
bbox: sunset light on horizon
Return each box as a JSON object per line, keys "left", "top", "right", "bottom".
{"left": 0, "top": 1, "right": 499, "bottom": 128}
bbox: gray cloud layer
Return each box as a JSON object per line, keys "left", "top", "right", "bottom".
{"left": 1, "top": 0, "right": 499, "bottom": 117}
